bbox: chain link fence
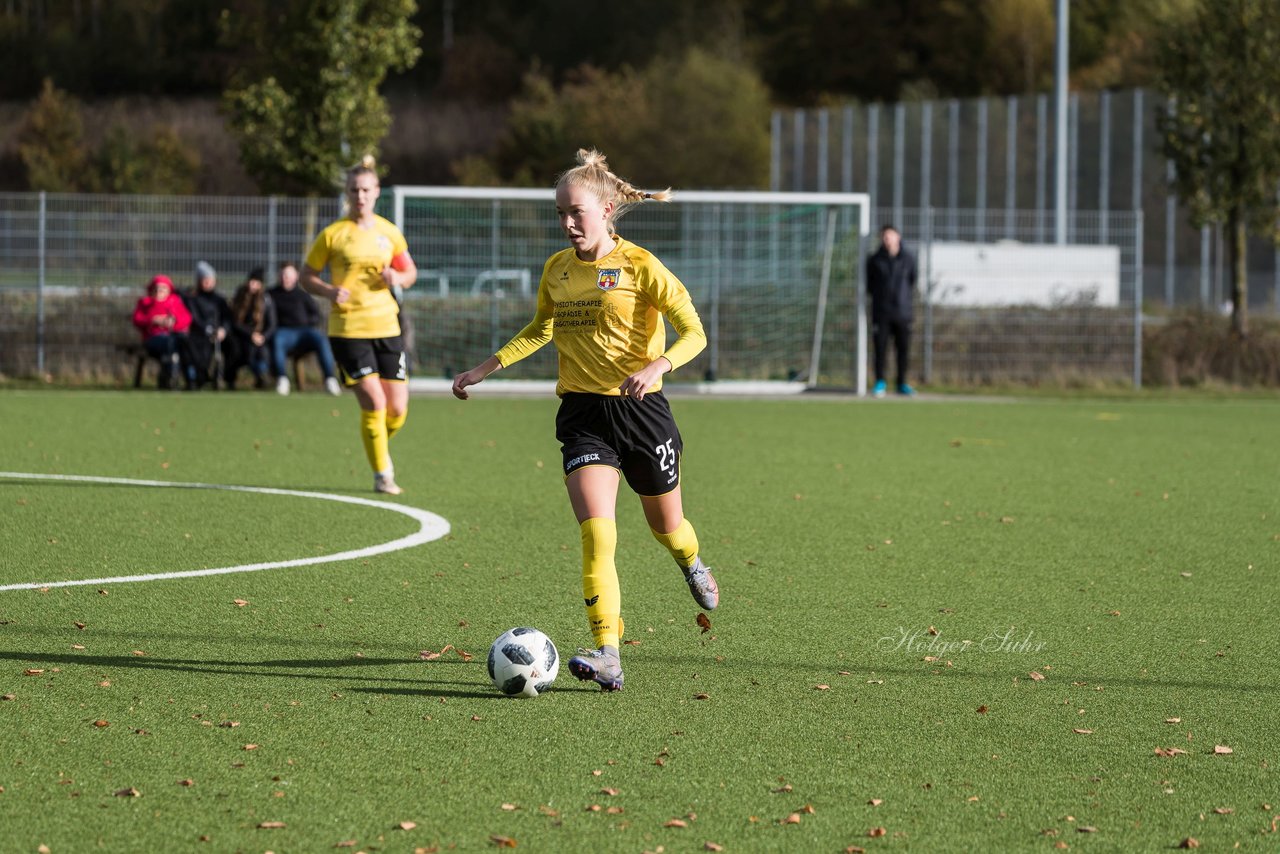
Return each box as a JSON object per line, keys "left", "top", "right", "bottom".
{"left": 0, "top": 191, "right": 1140, "bottom": 389}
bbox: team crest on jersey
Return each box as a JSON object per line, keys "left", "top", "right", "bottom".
{"left": 376, "top": 235, "right": 393, "bottom": 251}
{"left": 596, "top": 269, "right": 621, "bottom": 291}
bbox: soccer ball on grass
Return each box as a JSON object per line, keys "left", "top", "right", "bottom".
{"left": 488, "top": 627, "right": 559, "bottom": 698}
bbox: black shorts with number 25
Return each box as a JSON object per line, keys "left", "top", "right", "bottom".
{"left": 330, "top": 336, "right": 407, "bottom": 386}
{"left": 555, "top": 391, "right": 683, "bottom": 496}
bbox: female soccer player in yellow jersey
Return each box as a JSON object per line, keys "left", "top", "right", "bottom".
{"left": 452, "top": 149, "right": 719, "bottom": 692}
{"left": 302, "top": 157, "right": 418, "bottom": 495}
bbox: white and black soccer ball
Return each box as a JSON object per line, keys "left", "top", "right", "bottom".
{"left": 488, "top": 627, "right": 559, "bottom": 698}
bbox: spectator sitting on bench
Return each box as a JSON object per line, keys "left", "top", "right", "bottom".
{"left": 226, "top": 267, "right": 278, "bottom": 390}
{"left": 184, "top": 261, "right": 234, "bottom": 389}
{"left": 131, "top": 274, "right": 193, "bottom": 389}
{"left": 269, "top": 261, "right": 341, "bottom": 396}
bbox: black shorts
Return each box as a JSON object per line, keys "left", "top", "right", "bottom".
{"left": 555, "top": 392, "right": 683, "bottom": 496}
{"left": 330, "top": 336, "right": 407, "bottom": 385}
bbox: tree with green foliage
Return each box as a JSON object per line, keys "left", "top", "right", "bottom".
{"left": 456, "top": 49, "right": 770, "bottom": 190}
{"left": 17, "top": 79, "right": 90, "bottom": 191}
{"left": 93, "top": 124, "right": 202, "bottom": 195}
{"left": 1157, "top": 0, "right": 1280, "bottom": 336}
{"left": 223, "top": 0, "right": 421, "bottom": 195}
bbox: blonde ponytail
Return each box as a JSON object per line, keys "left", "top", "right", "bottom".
{"left": 558, "top": 148, "right": 671, "bottom": 229}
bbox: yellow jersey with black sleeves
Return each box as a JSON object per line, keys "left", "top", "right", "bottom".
{"left": 495, "top": 237, "right": 707, "bottom": 396}
{"left": 304, "top": 215, "right": 408, "bottom": 338}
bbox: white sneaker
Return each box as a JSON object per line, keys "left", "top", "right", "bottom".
{"left": 324, "top": 376, "right": 341, "bottom": 396}
{"left": 276, "top": 376, "right": 291, "bottom": 396}
{"left": 373, "top": 472, "right": 403, "bottom": 495}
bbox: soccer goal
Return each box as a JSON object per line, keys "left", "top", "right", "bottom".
{"left": 385, "top": 186, "right": 873, "bottom": 394}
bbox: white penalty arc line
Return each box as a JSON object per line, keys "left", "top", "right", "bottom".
{"left": 0, "top": 472, "right": 451, "bottom": 592}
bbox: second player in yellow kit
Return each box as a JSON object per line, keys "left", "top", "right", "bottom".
{"left": 453, "top": 149, "right": 720, "bottom": 692}
{"left": 302, "top": 156, "right": 418, "bottom": 495}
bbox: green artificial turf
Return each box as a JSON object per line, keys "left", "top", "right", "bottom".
{"left": 1, "top": 389, "right": 1278, "bottom": 852}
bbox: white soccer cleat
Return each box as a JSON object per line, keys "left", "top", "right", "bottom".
{"left": 276, "top": 376, "right": 291, "bottom": 396}
{"left": 374, "top": 472, "right": 403, "bottom": 495}
{"left": 325, "top": 376, "right": 342, "bottom": 396}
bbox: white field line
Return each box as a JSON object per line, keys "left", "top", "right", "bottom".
{"left": 0, "top": 472, "right": 451, "bottom": 592}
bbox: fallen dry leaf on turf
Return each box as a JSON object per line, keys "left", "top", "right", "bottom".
{"left": 131, "top": 650, "right": 146, "bottom": 656}
{"left": 114, "top": 787, "right": 140, "bottom": 798}
{"left": 868, "top": 798, "right": 884, "bottom": 806}
{"left": 242, "top": 744, "right": 259, "bottom": 751}
{"left": 74, "top": 621, "right": 86, "bottom": 630}
{"left": 178, "top": 779, "right": 194, "bottom": 787}
{"left": 1073, "top": 729, "right": 1093, "bottom": 735}
{"left": 977, "top": 705, "right": 989, "bottom": 714}
{"left": 398, "top": 821, "right": 417, "bottom": 830}
{"left": 606, "top": 806, "right": 623, "bottom": 814}
{"left": 585, "top": 804, "right": 601, "bottom": 812}
{"left": 1029, "top": 671, "right": 1045, "bottom": 681}
{"left": 334, "top": 841, "right": 357, "bottom": 848}
{"left": 696, "top": 613, "right": 711, "bottom": 633}
{"left": 868, "top": 826, "right": 887, "bottom": 837}
{"left": 1213, "top": 745, "right": 1233, "bottom": 754}
{"left": 623, "top": 639, "right": 641, "bottom": 646}
{"left": 1077, "top": 825, "right": 1098, "bottom": 832}
{"left": 591, "top": 769, "right": 602, "bottom": 776}
{"left": 1178, "top": 839, "right": 1200, "bottom": 849}
{"left": 219, "top": 721, "right": 240, "bottom": 728}
{"left": 665, "top": 819, "right": 688, "bottom": 828}
{"left": 500, "top": 803, "right": 518, "bottom": 811}
{"left": 1, "top": 694, "right": 14, "bottom": 701}
{"left": 772, "top": 784, "right": 792, "bottom": 793}
{"left": 600, "top": 788, "right": 620, "bottom": 796}
{"left": 93, "top": 720, "right": 109, "bottom": 728}
{"left": 419, "top": 649, "right": 441, "bottom": 660}
{"left": 814, "top": 684, "right": 830, "bottom": 690}
{"left": 1155, "top": 747, "right": 1188, "bottom": 756}
{"left": 456, "top": 649, "right": 474, "bottom": 662}
{"left": 782, "top": 813, "right": 801, "bottom": 824}
{"left": 1212, "top": 807, "right": 1233, "bottom": 814}
{"left": 1165, "top": 717, "right": 1182, "bottom": 724}
{"left": 232, "top": 599, "right": 249, "bottom": 607}
{"left": 22, "top": 669, "right": 43, "bottom": 676}
{"left": 71, "top": 644, "right": 85, "bottom": 650}
{"left": 800, "top": 804, "right": 816, "bottom": 814}
{"left": 845, "top": 847, "right": 866, "bottom": 854}
{"left": 489, "top": 836, "right": 516, "bottom": 848}
{"left": 693, "top": 693, "right": 710, "bottom": 700}
{"left": 257, "top": 821, "right": 285, "bottom": 829}
{"left": 704, "top": 843, "right": 724, "bottom": 852}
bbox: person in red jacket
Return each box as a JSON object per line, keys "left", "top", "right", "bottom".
{"left": 132, "top": 274, "right": 193, "bottom": 389}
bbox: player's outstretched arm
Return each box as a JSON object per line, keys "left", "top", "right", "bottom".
{"left": 452, "top": 355, "right": 503, "bottom": 400}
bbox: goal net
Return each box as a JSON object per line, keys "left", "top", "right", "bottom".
{"left": 386, "top": 186, "right": 872, "bottom": 393}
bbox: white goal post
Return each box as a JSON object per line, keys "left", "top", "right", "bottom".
{"left": 387, "top": 186, "right": 872, "bottom": 394}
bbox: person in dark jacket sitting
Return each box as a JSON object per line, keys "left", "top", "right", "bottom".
{"left": 865, "top": 225, "right": 918, "bottom": 397}
{"left": 184, "top": 260, "right": 234, "bottom": 389}
{"left": 226, "top": 267, "right": 278, "bottom": 390}
{"left": 268, "top": 261, "right": 341, "bottom": 396}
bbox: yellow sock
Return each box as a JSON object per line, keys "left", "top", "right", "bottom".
{"left": 651, "top": 518, "right": 699, "bottom": 569}
{"left": 359, "top": 409, "right": 391, "bottom": 473}
{"left": 580, "top": 517, "right": 621, "bottom": 649}
{"left": 386, "top": 410, "right": 407, "bottom": 439}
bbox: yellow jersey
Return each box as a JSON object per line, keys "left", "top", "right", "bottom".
{"left": 495, "top": 237, "right": 706, "bottom": 396}
{"left": 304, "top": 215, "right": 408, "bottom": 338}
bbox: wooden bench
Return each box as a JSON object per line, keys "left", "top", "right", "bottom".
{"left": 124, "top": 341, "right": 318, "bottom": 390}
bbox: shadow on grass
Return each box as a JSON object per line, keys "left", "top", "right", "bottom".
{"left": 649, "top": 653, "right": 1280, "bottom": 695}
{"left": 0, "top": 648, "right": 476, "bottom": 689}
{"left": 348, "top": 685, "right": 600, "bottom": 698}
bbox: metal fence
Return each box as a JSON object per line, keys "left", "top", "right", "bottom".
{"left": 774, "top": 88, "right": 1280, "bottom": 314}
{"left": 0, "top": 190, "right": 1140, "bottom": 389}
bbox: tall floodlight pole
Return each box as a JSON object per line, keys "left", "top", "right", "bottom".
{"left": 1054, "top": 0, "right": 1069, "bottom": 244}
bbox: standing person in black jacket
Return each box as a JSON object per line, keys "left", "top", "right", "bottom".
{"left": 865, "top": 225, "right": 918, "bottom": 397}
{"left": 184, "top": 260, "right": 234, "bottom": 389}
{"left": 269, "top": 262, "right": 341, "bottom": 396}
